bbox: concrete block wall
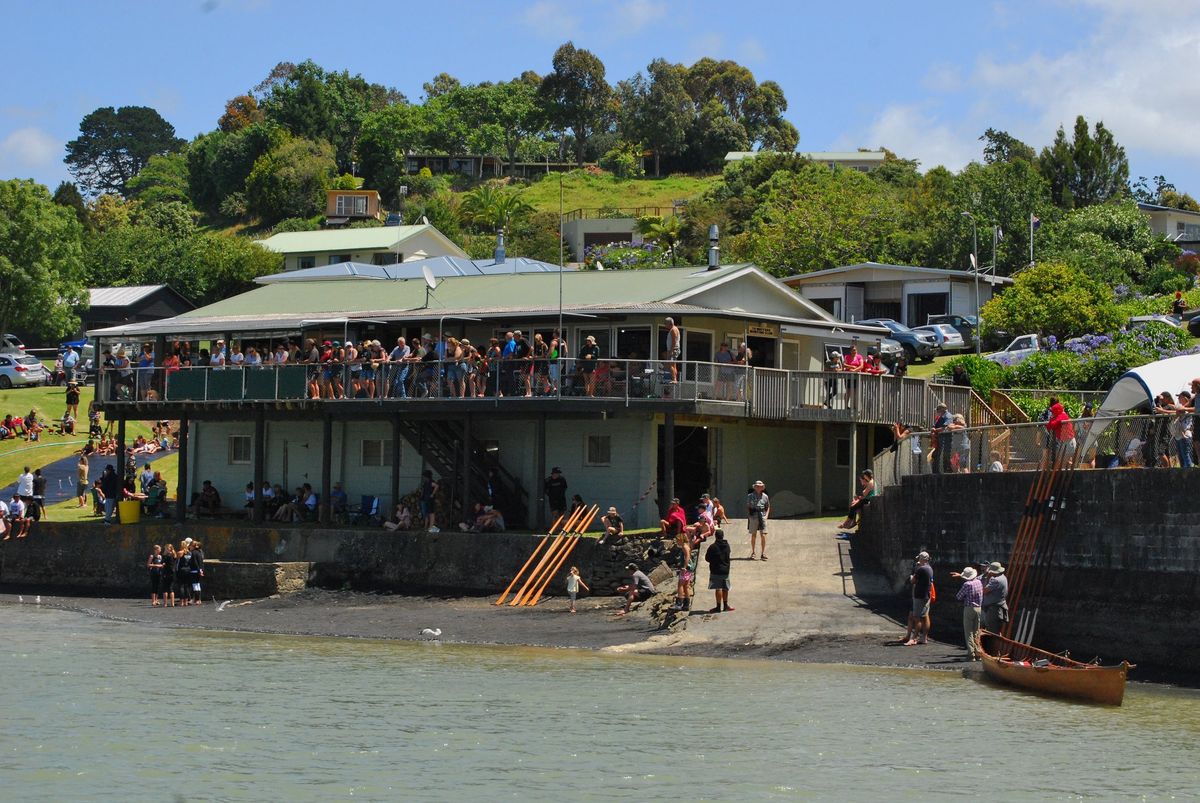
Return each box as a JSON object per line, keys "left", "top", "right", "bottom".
{"left": 856, "top": 470, "right": 1200, "bottom": 671}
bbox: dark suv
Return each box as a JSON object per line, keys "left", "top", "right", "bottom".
{"left": 858, "top": 318, "right": 940, "bottom": 363}
{"left": 926, "top": 314, "right": 977, "bottom": 350}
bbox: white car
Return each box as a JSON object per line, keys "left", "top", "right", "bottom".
{"left": 0, "top": 352, "right": 48, "bottom": 388}
{"left": 984, "top": 334, "right": 1042, "bottom": 365}
{"left": 912, "top": 324, "right": 967, "bottom": 352}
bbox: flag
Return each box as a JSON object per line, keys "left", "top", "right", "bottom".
{"left": 1030, "top": 214, "right": 1041, "bottom": 231}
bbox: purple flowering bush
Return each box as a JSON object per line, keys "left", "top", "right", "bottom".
{"left": 583, "top": 240, "right": 664, "bottom": 270}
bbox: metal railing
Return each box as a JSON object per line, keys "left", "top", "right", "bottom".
{"left": 562, "top": 206, "right": 678, "bottom": 222}
{"left": 872, "top": 413, "right": 1191, "bottom": 488}
{"left": 97, "top": 361, "right": 972, "bottom": 426}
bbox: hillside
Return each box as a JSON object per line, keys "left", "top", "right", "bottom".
{"left": 517, "top": 171, "right": 721, "bottom": 215}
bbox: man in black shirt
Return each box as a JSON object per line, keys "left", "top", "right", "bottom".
{"left": 904, "top": 551, "right": 934, "bottom": 645}
{"left": 705, "top": 529, "right": 733, "bottom": 613}
{"left": 544, "top": 467, "right": 568, "bottom": 521}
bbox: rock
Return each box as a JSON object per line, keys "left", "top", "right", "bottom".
{"left": 770, "top": 490, "right": 815, "bottom": 517}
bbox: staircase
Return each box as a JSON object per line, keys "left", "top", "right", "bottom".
{"left": 396, "top": 419, "right": 530, "bottom": 528}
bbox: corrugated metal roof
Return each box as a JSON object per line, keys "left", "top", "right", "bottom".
{"left": 256, "top": 256, "right": 572, "bottom": 284}
{"left": 88, "top": 285, "right": 167, "bottom": 307}
{"left": 255, "top": 224, "right": 464, "bottom": 255}
{"left": 725, "top": 150, "right": 888, "bottom": 162}
{"left": 783, "top": 262, "right": 1013, "bottom": 286}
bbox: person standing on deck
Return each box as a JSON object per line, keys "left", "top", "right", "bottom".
{"left": 981, "top": 561, "right": 1008, "bottom": 634}
{"left": 952, "top": 565, "right": 983, "bottom": 660}
{"left": 664, "top": 317, "right": 681, "bottom": 384}
{"left": 904, "top": 551, "right": 934, "bottom": 646}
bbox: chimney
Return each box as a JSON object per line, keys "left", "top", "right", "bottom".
{"left": 707, "top": 224, "right": 720, "bottom": 270}
{"left": 494, "top": 227, "right": 506, "bottom": 266}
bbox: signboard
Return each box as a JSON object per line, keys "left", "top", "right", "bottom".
{"left": 746, "top": 322, "right": 779, "bottom": 338}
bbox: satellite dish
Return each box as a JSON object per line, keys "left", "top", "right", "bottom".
{"left": 421, "top": 215, "right": 430, "bottom": 225}
{"left": 422, "top": 264, "right": 437, "bottom": 291}
{"left": 595, "top": 260, "right": 604, "bottom": 271}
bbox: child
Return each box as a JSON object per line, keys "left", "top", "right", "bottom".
{"left": 566, "top": 566, "right": 589, "bottom": 613}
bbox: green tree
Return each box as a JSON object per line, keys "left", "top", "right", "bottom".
{"left": 637, "top": 215, "right": 684, "bottom": 265}
{"left": 186, "top": 122, "right": 285, "bottom": 214}
{"left": 474, "top": 79, "right": 545, "bottom": 174}
{"left": 979, "top": 261, "right": 1121, "bottom": 340}
{"left": 684, "top": 59, "right": 794, "bottom": 151}
{"left": 126, "top": 152, "right": 192, "bottom": 207}
{"left": 0, "top": 180, "right": 87, "bottom": 338}
{"left": 218, "top": 94, "right": 266, "bottom": 132}
{"left": 64, "top": 106, "right": 185, "bottom": 197}
{"left": 979, "top": 128, "right": 1036, "bottom": 164}
{"left": 1037, "top": 115, "right": 1129, "bottom": 209}
{"left": 685, "top": 99, "right": 749, "bottom": 170}
{"left": 459, "top": 183, "right": 534, "bottom": 232}
{"left": 422, "top": 72, "right": 461, "bottom": 100}
{"left": 356, "top": 103, "right": 429, "bottom": 204}
{"left": 245, "top": 137, "right": 337, "bottom": 225}
{"left": 1041, "top": 199, "right": 1178, "bottom": 286}
{"left": 539, "top": 42, "right": 612, "bottom": 166}
{"left": 52, "top": 181, "right": 88, "bottom": 227}
{"left": 618, "top": 59, "right": 692, "bottom": 177}
{"left": 599, "top": 141, "right": 645, "bottom": 179}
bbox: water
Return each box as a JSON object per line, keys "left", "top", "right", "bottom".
{"left": 2, "top": 606, "right": 1199, "bottom": 801}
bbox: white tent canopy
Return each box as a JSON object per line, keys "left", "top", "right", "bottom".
{"left": 1083, "top": 353, "right": 1200, "bottom": 452}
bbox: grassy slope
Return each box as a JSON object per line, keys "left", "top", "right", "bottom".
{"left": 519, "top": 172, "right": 720, "bottom": 214}
{"left": 0, "top": 385, "right": 155, "bottom": 484}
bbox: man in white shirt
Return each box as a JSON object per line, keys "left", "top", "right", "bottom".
{"left": 16, "top": 467, "right": 34, "bottom": 503}
{"left": 8, "top": 494, "right": 31, "bottom": 538}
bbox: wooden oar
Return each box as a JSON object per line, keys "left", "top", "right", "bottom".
{"left": 510, "top": 508, "right": 584, "bottom": 606}
{"left": 494, "top": 513, "right": 565, "bottom": 606}
{"left": 1006, "top": 447, "right": 1068, "bottom": 637}
{"left": 526, "top": 506, "right": 598, "bottom": 606}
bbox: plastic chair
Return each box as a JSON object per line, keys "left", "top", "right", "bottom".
{"left": 351, "top": 495, "right": 380, "bottom": 526}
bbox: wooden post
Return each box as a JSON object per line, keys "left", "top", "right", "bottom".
{"left": 176, "top": 414, "right": 189, "bottom": 523}
{"left": 116, "top": 417, "right": 127, "bottom": 486}
{"left": 320, "top": 415, "right": 332, "bottom": 525}
{"left": 814, "top": 421, "right": 824, "bottom": 516}
{"left": 461, "top": 413, "right": 472, "bottom": 513}
{"left": 663, "top": 412, "right": 676, "bottom": 511}
{"left": 867, "top": 424, "right": 876, "bottom": 470}
{"left": 848, "top": 423, "right": 858, "bottom": 502}
{"left": 390, "top": 415, "right": 402, "bottom": 513}
{"left": 253, "top": 410, "right": 265, "bottom": 523}
{"left": 535, "top": 413, "right": 546, "bottom": 530}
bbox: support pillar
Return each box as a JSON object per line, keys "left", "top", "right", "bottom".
{"left": 320, "top": 415, "right": 332, "bottom": 525}
{"left": 252, "top": 410, "right": 265, "bottom": 523}
{"left": 116, "top": 417, "right": 127, "bottom": 486}
{"left": 814, "top": 422, "right": 824, "bottom": 516}
{"left": 535, "top": 413, "right": 546, "bottom": 530}
{"left": 848, "top": 423, "right": 858, "bottom": 502}
{"left": 390, "top": 415, "right": 402, "bottom": 512}
{"left": 662, "top": 412, "right": 676, "bottom": 512}
{"left": 461, "top": 414, "right": 472, "bottom": 514}
{"left": 176, "top": 415, "right": 189, "bottom": 523}
{"left": 867, "top": 425, "right": 876, "bottom": 469}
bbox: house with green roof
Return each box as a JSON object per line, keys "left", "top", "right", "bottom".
{"left": 256, "top": 223, "right": 467, "bottom": 271}
{"left": 89, "top": 261, "right": 966, "bottom": 532}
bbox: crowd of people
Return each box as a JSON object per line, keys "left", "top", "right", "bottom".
{"left": 2, "top": 466, "right": 48, "bottom": 539}
{"left": 145, "top": 538, "right": 206, "bottom": 607}
{"left": 900, "top": 550, "right": 1010, "bottom": 659}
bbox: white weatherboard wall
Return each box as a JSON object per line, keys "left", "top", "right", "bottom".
{"left": 716, "top": 421, "right": 818, "bottom": 517}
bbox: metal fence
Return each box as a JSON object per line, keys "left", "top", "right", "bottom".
{"left": 872, "top": 412, "right": 1190, "bottom": 488}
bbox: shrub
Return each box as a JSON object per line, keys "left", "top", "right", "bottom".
{"left": 1007, "top": 351, "right": 1086, "bottom": 390}
{"left": 979, "top": 261, "right": 1121, "bottom": 340}
{"left": 583, "top": 240, "right": 664, "bottom": 270}
{"left": 599, "top": 142, "right": 645, "bottom": 179}
{"left": 934, "top": 354, "right": 1006, "bottom": 396}
{"left": 270, "top": 216, "right": 322, "bottom": 233}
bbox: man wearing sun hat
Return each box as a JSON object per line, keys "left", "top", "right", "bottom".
{"left": 952, "top": 565, "right": 983, "bottom": 660}
{"left": 598, "top": 506, "right": 624, "bottom": 545}
{"left": 746, "top": 480, "right": 770, "bottom": 560}
{"left": 981, "top": 561, "right": 1009, "bottom": 633}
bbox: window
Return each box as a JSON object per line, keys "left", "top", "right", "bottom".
{"left": 335, "top": 195, "right": 368, "bottom": 216}
{"left": 835, "top": 438, "right": 851, "bottom": 468}
{"left": 585, "top": 435, "right": 612, "bottom": 466}
{"left": 228, "top": 435, "right": 252, "bottom": 465}
{"left": 615, "top": 326, "right": 649, "bottom": 359}
{"left": 373, "top": 252, "right": 400, "bottom": 265}
{"left": 329, "top": 254, "right": 352, "bottom": 265}
{"left": 297, "top": 256, "right": 315, "bottom": 270}
{"left": 361, "top": 439, "right": 395, "bottom": 467}
{"left": 684, "top": 330, "right": 713, "bottom": 380}
{"left": 578, "top": 327, "right": 612, "bottom": 357}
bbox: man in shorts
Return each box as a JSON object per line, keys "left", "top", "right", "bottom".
{"left": 904, "top": 551, "right": 934, "bottom": 646}
{"left": 616, "top": 563, "right": 656, "bottom": 616}
{"left": 746, "top": 480, "right": 770, "bottom": 560}
{"left": 704, "top": 529, "right": 733, "bottom": 612}
{"left": 664, "top": 317, "right": 681, "bottom": 383}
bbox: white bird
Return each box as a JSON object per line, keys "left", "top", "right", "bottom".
{"left": 419, "top": 628, "right": 442, "bottom": 638}
{"left": 18, "top": 595, "right": 23, "bottom": 603}
{"left": 217, "top": 600, "right": 230, "bottom": 612}
{"left": 35, "top": 596, "right": 41, "bottom": 604}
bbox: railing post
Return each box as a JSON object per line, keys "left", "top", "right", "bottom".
{"left": 203, "top": 368, "right": 209, "bottom": 402}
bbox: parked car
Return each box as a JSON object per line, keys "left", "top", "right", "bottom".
{"left": 857, "top": 319, "right": 940, "bottom": 363}
{"left": 1127, "top": 315, "right": 1183, "bottom": 330}
{"left": 1, "top": 333, "right": 26, "bottom": 353}
{"left": 984, "top": 333, "right": 1042, "bottom": 365}
{"left": 926, "top": 314, "right": 977, "bottom": 349}
{"left": 865, "top": 337, "right": 905, "bottom": 368}
{"left": 912, "top": 324, "right": 968, "bottom": 352}
{"left": 0, "top": 352, "right": 48, "bottom": 388}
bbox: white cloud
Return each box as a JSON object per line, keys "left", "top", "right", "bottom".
{"left": 619, "top": 0, "right": 665, "bottom": 32}
{"left": 0, "top": 127, "right": 61, "bottom": 176}
{"left": 522, "top": 0, "right": 580, "bottom": 38}
{"left": 854, "top": 105, "right": 978, "bottom": 171}
{"left": 739, "top": 37, "right": 766, "bottom": 64}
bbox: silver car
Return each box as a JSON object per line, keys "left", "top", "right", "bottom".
{"left": 912, "top": 324, "right": 967, "bottom": 352}
{"left": 0, "top": 353, "right": 48, "bottom": 388}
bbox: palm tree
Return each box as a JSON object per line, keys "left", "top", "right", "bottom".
{"left": 637, "top": 215, "right": 684, "bottom": 266}
{"left": 461, "top": 183, "right": 534, "bottom": 233}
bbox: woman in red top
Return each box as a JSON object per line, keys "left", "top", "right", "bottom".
{"left": 1044, "top": 398, "right": 1077, "bottom": 467}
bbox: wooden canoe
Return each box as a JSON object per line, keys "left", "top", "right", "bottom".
{"left": 978, "top": 631, "right": 1132, "bottom": 706}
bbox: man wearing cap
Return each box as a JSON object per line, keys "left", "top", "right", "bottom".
{"left": 616, "top": 563, "right": 656, "bottom": 616}
{"left": 659, "top": 497, "right": 686, "bottom": 537}
{"left": 931, "top": 404, "right": 953, "bottom": 474}
{"left": 746, "top": 481, "right": 770, "bottom": 560}
{"left": 598, "top": 506, "right": 624, "bottom": 545}
{"left": 544, "top": 467, "right": 568, "bottom": 522}
{"left": 904, "top": 551, "right": 933, "bottom": 646}
{"left": 981, "top": 561, "right": 1009, "bottom": 634}
{"left": 952, "top": 565, "right": 983, "bottom": 660}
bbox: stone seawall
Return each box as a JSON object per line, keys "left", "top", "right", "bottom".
{"left": 0, "top": 523, "right": 662, "bottom": 598}
{"left": 856, "top": 469, "right": 1200, "bottom": 672}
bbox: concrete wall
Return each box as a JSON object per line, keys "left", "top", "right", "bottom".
{"left": 856, "top": 470, "right": 1200, "bottom": 671}
{"left": 562, "top": 219, "right": 640, "bottom": 262}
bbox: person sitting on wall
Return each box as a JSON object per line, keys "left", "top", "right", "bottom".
{"left": 383, "top": 501, "right": 414, "bottom": 531}
{"left": 329, "top": 482, "right": 348, "bottom": 522}
{"left": 659, "top": 498, "right": 687, "bottom": 538}
{"left": 598, "top": 506, "right": 624, "bottom": 545}
{"left": 274, "top": 487, "right": 306, "bottom": 523}
{"left": 193, "top": 480, "right": 221, "bottom": 517}
{"left": 837, "top": 469, "right": 876, "bottom": 530}
{"left": 459, "top": 503, "right": 505, "bottom": 533}
{"left": 687, "top": 500, "right": 715, "bottom": 543}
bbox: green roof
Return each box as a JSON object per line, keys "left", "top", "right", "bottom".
{"left": 255, "top": 224, "right": 461, "bottom": 255}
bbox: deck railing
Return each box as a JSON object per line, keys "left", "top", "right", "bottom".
{"left": 98, "top": 361, "right": 970, "bottom": 426}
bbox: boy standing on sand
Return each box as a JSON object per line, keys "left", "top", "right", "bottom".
{"left": 566, "top": 566, "right": 588, "bottom": 613}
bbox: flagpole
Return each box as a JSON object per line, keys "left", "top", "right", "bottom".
{"left": 1029, "top": 213, "right": 1035, "bottom": 266}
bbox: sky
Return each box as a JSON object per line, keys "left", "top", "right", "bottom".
{"left": 3, "top": 0, "right": 1200, "bottom": 194}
